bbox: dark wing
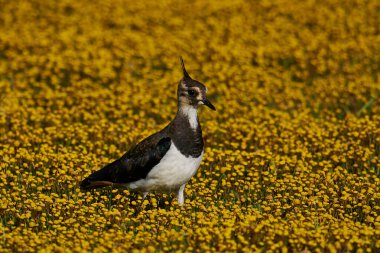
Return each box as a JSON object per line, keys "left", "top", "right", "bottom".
{"left": 80, "top": 137, "right": 171, "bottom": 189}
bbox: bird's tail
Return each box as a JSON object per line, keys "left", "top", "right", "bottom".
{"left": 80, "top": 161, "right": 119, "bottom": 190}
{"left": 80, "top": 178, "right": 114, "bottom": 189}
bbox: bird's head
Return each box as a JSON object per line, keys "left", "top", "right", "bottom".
{"left": 177, "top": 57, "right": 216, "bottom": 111}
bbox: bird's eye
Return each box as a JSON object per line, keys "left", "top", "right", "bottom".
{"left": 188, "top": 90, "right": 196, "bottom": 96}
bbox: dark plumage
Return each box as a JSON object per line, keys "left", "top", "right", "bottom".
{"left": 80, "top": 57, "right": 215, "bottom": 205}
{"left": 80, "top": 137, "right": 171, "bottom": 189}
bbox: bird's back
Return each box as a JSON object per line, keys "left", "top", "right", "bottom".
{"left": 80, "top": 127, "right": 171, "bottom": 189}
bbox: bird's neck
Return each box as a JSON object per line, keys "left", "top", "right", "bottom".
{"left": 169, "top": 104, "right": 203, "bottom": 158}
{"left": 177, "top": 104, "right": 199, "bottom": 130}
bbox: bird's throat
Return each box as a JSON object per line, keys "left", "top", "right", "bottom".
{"left": 178, "top": 105, "right": 198, "bottom": 130}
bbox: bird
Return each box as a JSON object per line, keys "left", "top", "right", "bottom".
{"left": 80, "top": 57, "right": 215, "bottom": 205}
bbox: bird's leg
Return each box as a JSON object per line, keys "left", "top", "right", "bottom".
{"left": 177, "top": 184, "right": 186, "bottom": 205}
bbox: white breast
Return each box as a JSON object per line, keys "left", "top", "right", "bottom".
{"left": 127, "top": 142, "right": 204, "bottom": 192}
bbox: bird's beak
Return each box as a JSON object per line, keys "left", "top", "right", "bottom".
{"left": 203, "top": 98, "right": 216, "bottom": 111}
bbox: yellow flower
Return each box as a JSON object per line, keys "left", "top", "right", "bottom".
{"left": 1, "top": 0, "right": 380, "bottom": 252}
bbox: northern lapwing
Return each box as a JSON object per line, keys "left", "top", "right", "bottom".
{"left": 80, "top": 57, "right": 215, "bottom": 205}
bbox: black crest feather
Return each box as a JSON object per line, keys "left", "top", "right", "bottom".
{"left": 180, "top": 56, "right": 191, "bottom": 78}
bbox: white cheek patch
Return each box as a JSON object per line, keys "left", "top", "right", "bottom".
{"left": 192, "top": 87, "right": 202, "bottom": 100}
{"left": 193, "top": 87, "right": 201, "bottom": 93}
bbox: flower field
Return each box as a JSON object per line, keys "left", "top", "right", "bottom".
{"left": 1, "top": 0, "right": 380, "bottom": 252}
